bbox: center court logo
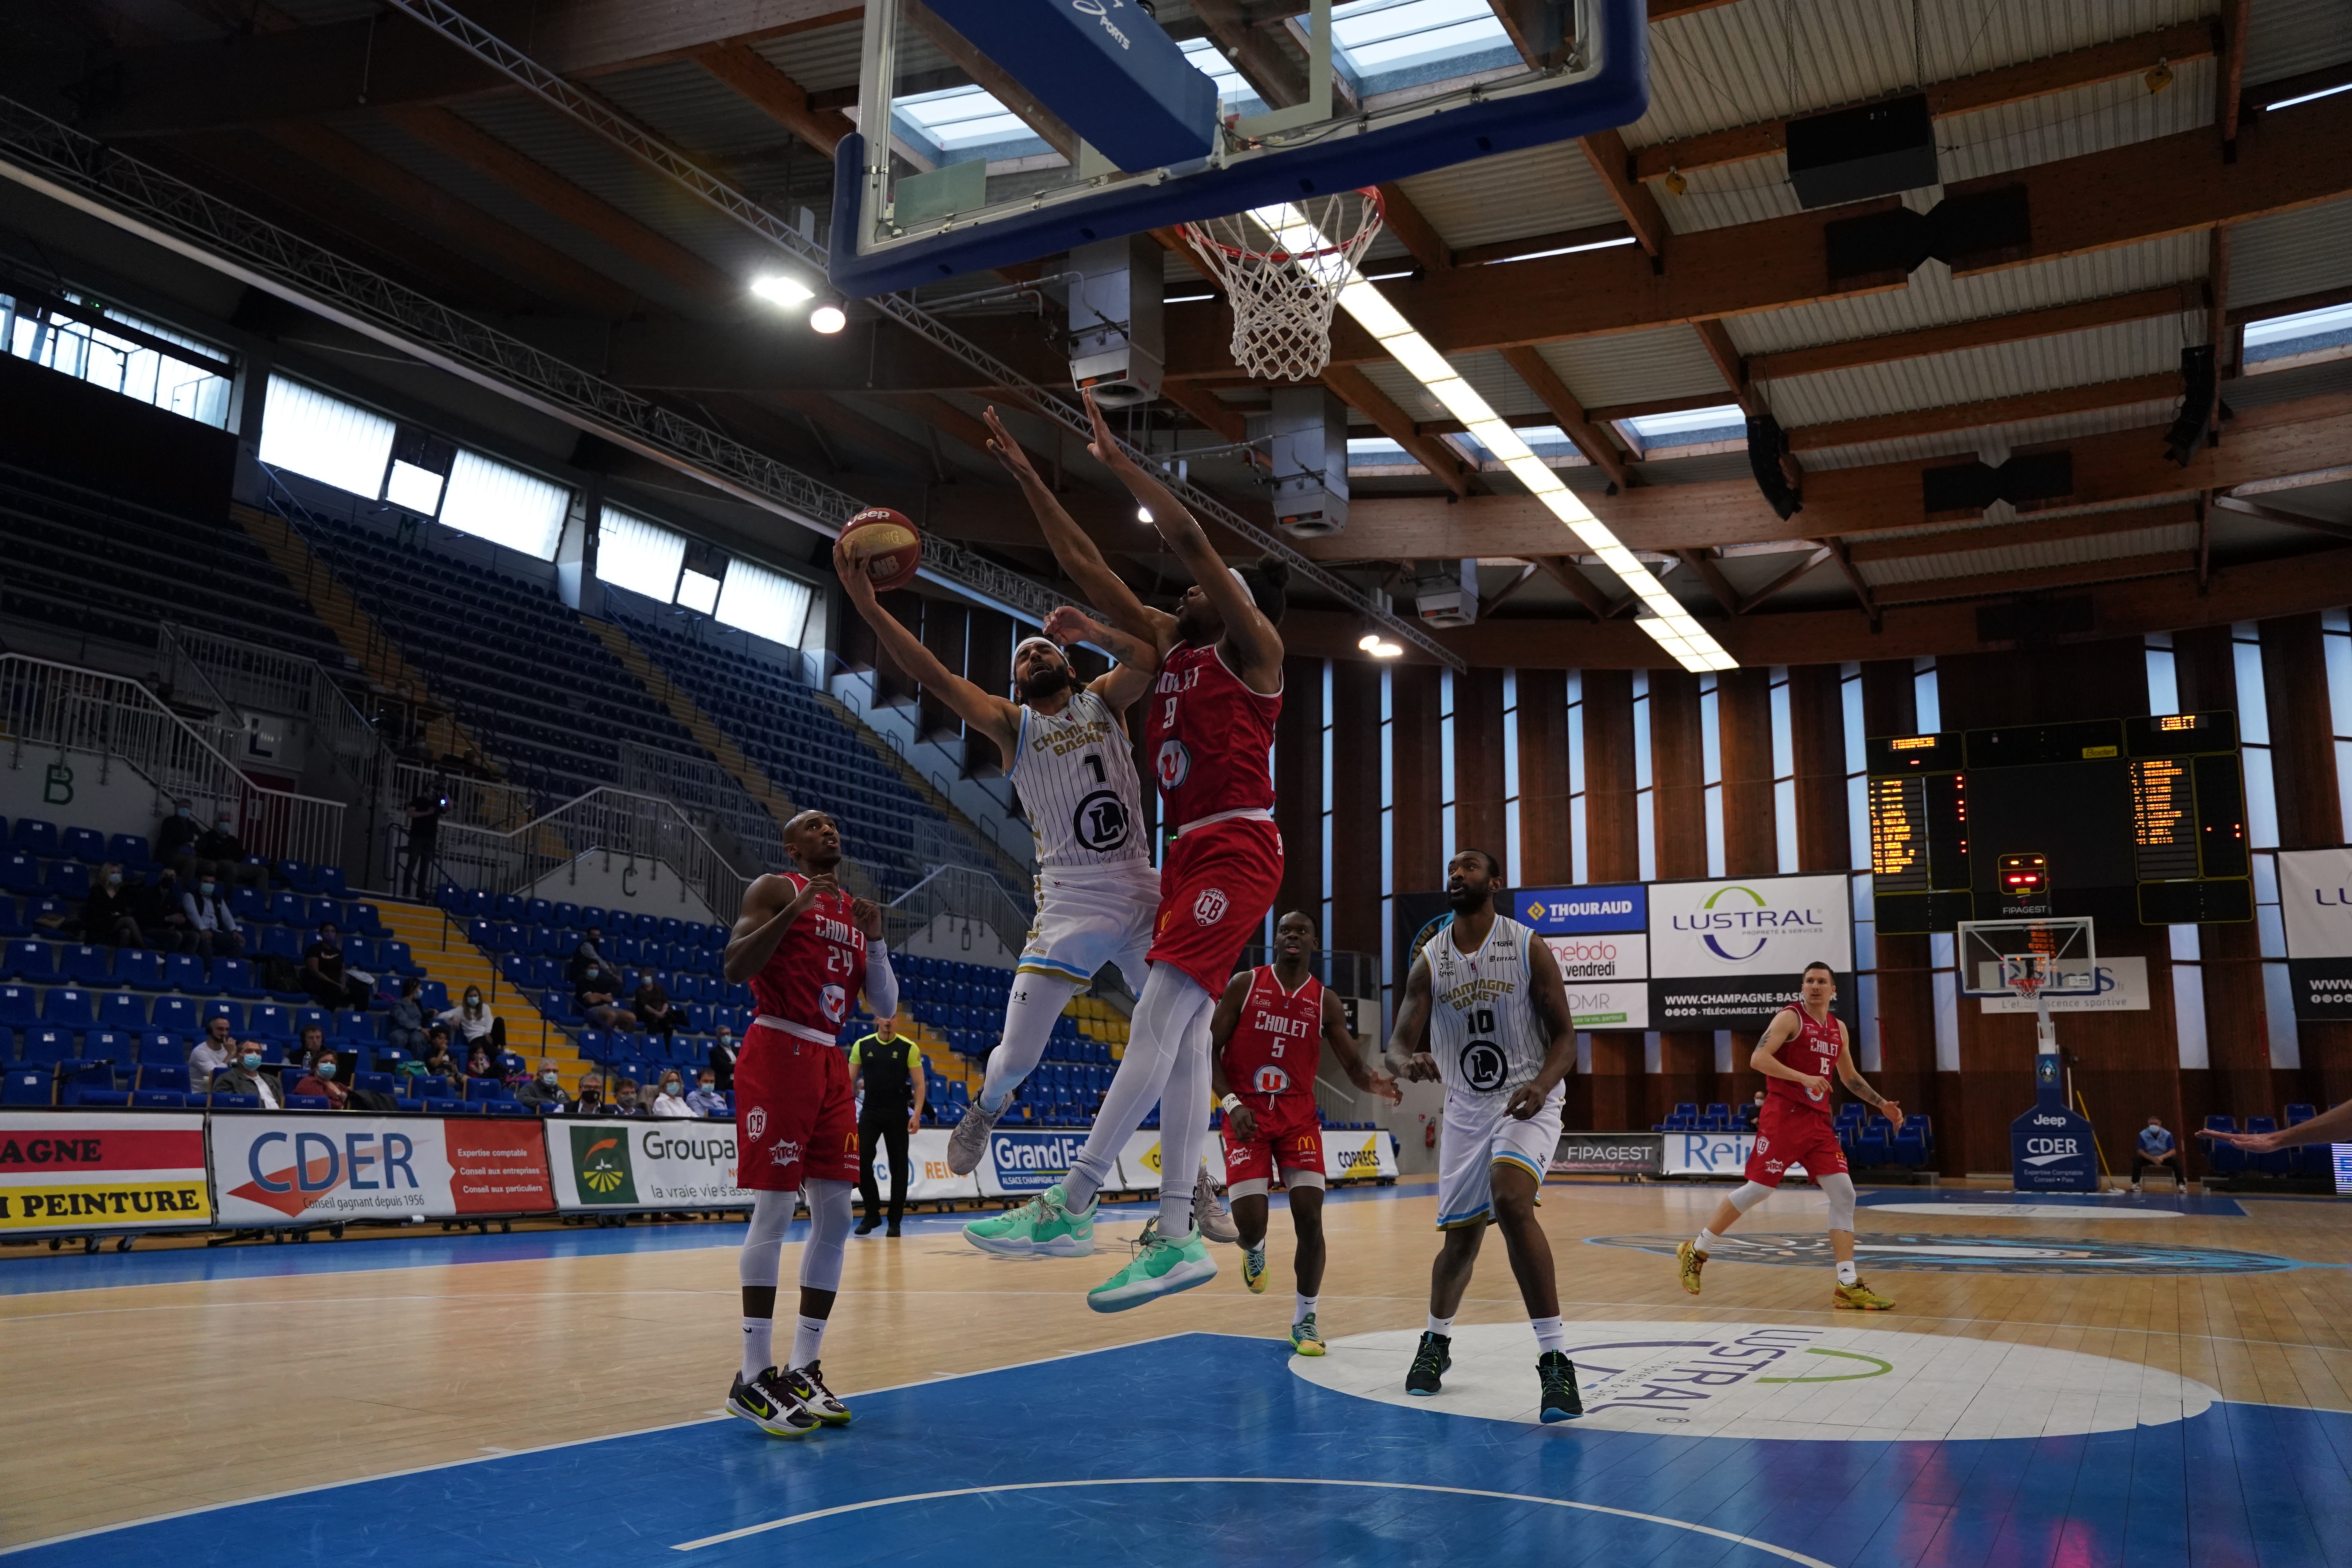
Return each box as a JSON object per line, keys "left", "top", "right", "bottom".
{"left": 1289, "top": 1321, "right": 2217, "bottom": 1442}
{"left": 569, "top": 1127, "right": 639, "bottom": 1205}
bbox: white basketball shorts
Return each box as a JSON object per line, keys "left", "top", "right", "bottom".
{"left": 1017, "top": 859, "right": 1160, "bottom": 991}
{"left": 1435, "top": 1081, "right": 1564, "bottom": 1230}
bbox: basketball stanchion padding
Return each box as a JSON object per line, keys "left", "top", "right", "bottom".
{"left": 840, "top": 508, "right": 924, "bottom": 593}
{"left": 1180, "top": 189, "right": 1385, "bottom": 381}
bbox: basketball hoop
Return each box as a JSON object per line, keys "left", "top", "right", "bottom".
{"left": 1180, "top": 189, "right": 1385, "bottom": 381}
{"left": 2001, "top": 954, "right": 2048, "bottom": 1004}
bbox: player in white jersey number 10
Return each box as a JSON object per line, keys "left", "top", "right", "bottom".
{"left": 1385, "top": 849, "right": 1584, "bottom": 1422}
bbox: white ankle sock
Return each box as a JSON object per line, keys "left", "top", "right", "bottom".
{"left": 1294, "top": 1294, "right": 1318, "bottom": 1327}
{"left": 1836, "top": 1261, "right": 1858, "bottom": 1286}
{"left": 1695, "top": 1228, "right": 1720, "bottom": 1254}
{"left": 1531, "top": 1316, "right": 1567, "bottom": 1355}
{"left": 791, "top": 1313, "right": 827, "bottom": 1368}
{"left": 1427, "top": 1313, "right": 1454, "bottom": 1338}
{"left": 740, "top": 1316, "right": 773, "bottom": 1382}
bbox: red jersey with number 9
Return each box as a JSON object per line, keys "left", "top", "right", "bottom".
{"left": 1222, "top": 966, "right": 1324, "bottom": 1110}
{"left": 1144, "top": 642, "right": 1280, "bottom": 829}
{"left": 1764, "top": 1001, "right": 1844, "bottom": 1115}
{"left": 749, "top": 872, "right": 868, "bottom": 1042}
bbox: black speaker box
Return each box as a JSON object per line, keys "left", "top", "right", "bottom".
{"left": 1786, "top": 93, "right": 1938, "bottom": 209}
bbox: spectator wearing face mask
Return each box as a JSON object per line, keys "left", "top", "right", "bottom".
{"left": 437, "top": 987, "right": 506, "bottom": 1053}
{"left": 573, "top": 1072, "right": 608, "bottom": 1114}
{"left": 685, "top": 1071, "right": 728, "bottom": 1117}
{"left": 567, "top": 927, "right": 606, "bottom": 986}
{"left": 77, "top": 863, "right": 145, "bottom": 947}
{"left": 190, "top": 1015, "right": 240, "bottom": 1090}
{"left": 156, "top": 798, "right": 202, "bottom": 872}
{"left": 295, "top": 1049, "right": 350, "bottom": 1109}
{"left": 610, "top": 1077, "right": 645, "bottom": 1117}
{"left": 138, "top": 866, "right": 192, "bottom": 954}
{"left": 180, "top": 874, "right": 244, "bottom": 959}
{"left": 633, "top": 980, "right": 685, "bottom": 1038}
{"left": 706, "top": 1028, "right": 737, "bottom": 1094}
{"left": 386, "top": 977, "right": 428, "bottom": 1058}
{"left": 575, "top": 961, "right": 638, "bottom": 1033}
{"left": 301, "top": 922, "right": 370, "bottom": 1010}
{"left": 650, "top": 1071, "right": 695, "bottom": 1118}
{"left": 209, "top": 1043, "right": 281, "bottom": 1108}
{"left": 194, "top": 811, "right": 267, "bottom": 890}
{"left": 516, "top": 1060, "right": 570, "bottom": 1109}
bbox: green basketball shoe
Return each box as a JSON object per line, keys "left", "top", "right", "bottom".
{"left": 1085, "top": 1218, "right": 1217, "bottom": 1312}
{"left": 1241, "top": 1242, "right": 1269, "bottom": 1294}
{"left": 962, "top": 1183, "right": 1096, "bottom": 1257}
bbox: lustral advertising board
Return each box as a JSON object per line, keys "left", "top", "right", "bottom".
{"left": 0, "top": 1112, "right": 212, "bottom": 1234}
{"left": 1647, "top": 874, "right": 1856, "bottom": 1030}
{"left": 2278, "top": 848, "right": 2352, "bottom": 1019}
{"left": 209, "top": 1115, "right": 553, "bottom": 1225}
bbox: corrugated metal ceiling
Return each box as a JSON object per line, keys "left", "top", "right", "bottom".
{"left": 1536, "top": 324, "right": 1729, "bottom": 409}
{"left": 1762, "top": 315, "right": 2197, "bottom": 426}
{"left": 1861, "top": 519, "right": 2198, "bottom": 586}
{"left": 1799, "top": 395, "right": 2183, "bottom": 469}
{"left": 2230, "top": 197, "right": 2352, "bottom": 309}
{"left": 1390, "top": 140, "right": 1625, "bottom": 250}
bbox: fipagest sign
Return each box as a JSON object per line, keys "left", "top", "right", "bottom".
{"left": 0, "top": 1112, "right": 212, "bottom": 1234}
{"left": 209, "top": 1114, "right": 553, "bottom": 1224}
{"left": 548, "top": 1118, "right": 750, "bottom": 1209}
{"left": 1647, "top": 873, "right": 1855, "bottom": 1029}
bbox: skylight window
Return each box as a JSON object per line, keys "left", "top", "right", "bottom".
{"left": 2244, "top": 302, "right": 2352, "bottom": 350}
{"left": 1325, "top": 0, "right": 1520, "bottom": 93}
{"left": 1178, "top": 36, "right": 1262, "bottom": 114}
{"left": 1622, "top": 403, "right": 1747, "bottom": 442}
{"left": 892, "top": 84, "right": 1049, "bottom": 165}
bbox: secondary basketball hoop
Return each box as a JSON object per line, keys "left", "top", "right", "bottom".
{"left": 1178, "top": 189, "right": 1385, "bottom": 381}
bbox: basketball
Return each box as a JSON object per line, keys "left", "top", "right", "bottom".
{"left": 840, "top": 508, "right": 922, "bottom": 593}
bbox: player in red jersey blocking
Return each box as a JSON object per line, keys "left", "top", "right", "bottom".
{"left": 1675, "top": 962, "right": 1904, "bottom": 1311}
{"left": 1210, "top": 910, "right": 1399, "bottom": 1354}
{"left": 974, "top": 392, "right": 1287, "bottom": 1311}
{"left": 719, "top": 810, "right": 896, "bottom": 1437}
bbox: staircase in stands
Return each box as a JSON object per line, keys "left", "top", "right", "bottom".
{"left": 581, "top": 619, "right": 798, "bottom": 840}
{"left": 806, "top": 686, "right": 1030, "bottom": 888}
{"left": 374, "top": 901, "right": 581, "bottom": 1088}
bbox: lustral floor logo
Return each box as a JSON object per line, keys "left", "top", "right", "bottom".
{"left": 1586, "top": 1230, "right": 2302, "bottom": 1274}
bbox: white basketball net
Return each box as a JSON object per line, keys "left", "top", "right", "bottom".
{"left": 1180, "top": 189, "right": 1385, "bottom": 381}
{"left": 2002, "top": 954, "right": 2049, "bottom": 1000}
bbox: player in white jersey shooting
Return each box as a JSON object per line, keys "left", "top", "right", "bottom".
{"left": 829, "top": 539, "right": 1232, "bottom": 1240}
{"left": 1386, "top": 848, "right": 1584, "bottom": 1422}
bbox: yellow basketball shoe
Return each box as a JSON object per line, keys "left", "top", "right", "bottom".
{"left": 1832, "top": 1276, "right": 1895, "bottom": 1311}
{"left": 1674, "top": 1240, "right": 1707, "bottom": 1296}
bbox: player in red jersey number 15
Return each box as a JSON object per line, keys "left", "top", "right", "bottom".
{"left": 970, "top": 392, "right": 1288, "bottom": 1311}
{"left": 719, "top": 810, "right": 895, "bottom": 1439}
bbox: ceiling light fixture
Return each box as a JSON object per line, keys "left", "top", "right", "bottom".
{"left": 1138, "top": 506, "right": 1154, "bottom": 524}
{"left": 1663, "top": 167, "right": 1689, "bottom": 195}
{"left": 1250, "top": 204, "right": 1737, "bottom": 673}
{"left": 2265, "top": 79, "right": 2352, "bottom": 110}
{"left": 809, "top": 303, "right": 847, "bottom": 334}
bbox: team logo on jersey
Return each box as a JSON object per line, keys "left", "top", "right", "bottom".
{"left": 1252, "top": 1065, "right": 1291, "bottom": 1094}
{"left": 746, "top": 1107, "right": 768, "bottom": 1143}
{"left": 1460, "top": 1040, "right": 1507, "bottom": 1092}
{"left": 1156, "top": 739, "right": 1192, "bottom": 789}
{"left": 818, "top": 984, "right": 847, "bottom": 1024}
{"left": 1073, "top": 789, "right": 1131, "bottom": 853}
{"left": 1194, "top": 887, "right": 1229, "bottom": 925}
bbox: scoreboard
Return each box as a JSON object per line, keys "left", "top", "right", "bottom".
{"left": 1866, "top": 711, "right": 2250, "bottom": 934}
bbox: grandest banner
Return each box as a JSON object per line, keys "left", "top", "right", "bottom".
{"left": 209, "top": 1114, "right": 553, "bottom": 1225}
{"left": 0, "top": 1111, "right": 212, "bottom": 1234}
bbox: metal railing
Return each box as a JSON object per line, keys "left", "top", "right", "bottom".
{"left": 392, "top": 760, "right": 544, "bottom": 836}
{"left": 884, "top": 864, "right": 1035, "bottom": 961}
{"left": 0, "top": 653, "right": 345, "bottom": 866}
{"left": 158, "top": 622, "right": 389, "bottom": 800}
{"left": 423, "top": 784, "right": 756, "bottom": 918}
{"left": 617, "top": 740, "right": 788, "bottom": 866}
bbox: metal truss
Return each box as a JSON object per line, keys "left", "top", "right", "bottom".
{"left": 376, "top": 0, "right": 1458, "bottom": 667}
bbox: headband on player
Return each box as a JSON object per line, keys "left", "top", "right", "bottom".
{"left": 1011, "top": 635, "right": 1064, "bottom": 677}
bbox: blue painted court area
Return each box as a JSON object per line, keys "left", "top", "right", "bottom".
{"left": 19, "top": 1332, "right": 2352, "bottom": 1568}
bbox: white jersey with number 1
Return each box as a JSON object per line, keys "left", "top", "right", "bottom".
{"left": 1008, "top": 685, "right": 1158, "bottom": 988}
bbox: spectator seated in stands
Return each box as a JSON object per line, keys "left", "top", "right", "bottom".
{"left": 2132, "top": 1114, "right": 2180, "bottom": 1192}
{"left": 649, "top": 1070, "right": 693, "bottom": 1118}
{"left": 567, "top": 927, "right": 606, "bottom": 987}
{"left": 463, "top": 1044, "right": 499, "bottom": 1086}
{"left": 195, "top": 811, "right": 266, "bottom": 890}
{"left": 633, "top": 979, "right": 684, "bottom": 1038}
{"left": 189, "top": 1014, "right": 238, "bottom": 1091}
{"left": 300, "top": 922, "right": 370, "bottom": 1011}
{"left": 385, "top": 976, "right": 426, "bottom": 1056}
{"left": 686, "top": 1069, "right": 727, "bottom": 1117}
{"left": 515, "top": 1060, "right": 570, "bottom": 1110}
{"left": 156, "top": 798, "right": 201, "bottom": 872}
{"left": 437, "top": 986, "right": 505, "bottom": 1055}
{"left": 77, "top": 863, "right": 144, "bottom": 947}
{"left": 1742, "top": 1091, "right": 1764, "bottom": 1130}
{"left": 420, "top": 1027, "right": 461, "bottom": 1082}
{"left": 138, "top": 865, "right": 191, "bottom": 953}
{"left": 294, "top": 1049, "right": 349, "bottom": 1109}
{"left": 294, "top": 1024, "right": 330, "bottom": 1072}
{"left": 610, "top": 1077, "right": 644, "bottom": 1116}
{"left": 181, "top": 871, "right": 244, "bottom": 958}
{"left": 572, "top": 1071, "right": 608, "bottom": 1114}
{"left": 574, "top": 961, "right": 637, "bottom": 1033}
{"left": 708, "top": 1027, "right": 737, "bottom": 1093}
{"left": 210, "top": 1043, "right": 281, "bottom": 1108}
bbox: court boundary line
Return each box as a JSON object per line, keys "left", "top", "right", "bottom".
{"left": 667, "top": 1475, "right": 1841, "bottom": 1564}
{"left": 0, "top": 1330, "right": 1232, "bottom": 1557}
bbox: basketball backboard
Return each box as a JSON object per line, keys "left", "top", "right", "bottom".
{"left": 1955, "top": 917, "right": 2099, "bottom": 1000}
{"left": 829, "top": 0, "right": 1648, "bottom": 296}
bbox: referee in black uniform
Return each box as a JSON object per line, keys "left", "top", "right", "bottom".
{"left": 850, "top": 1014, "right": 926, "bottom": 1236}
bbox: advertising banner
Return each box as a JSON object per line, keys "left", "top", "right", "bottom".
{"left": 1549, "top": 1131, "right": 1663, "bottom": 1177}
{"left": 2276, "top": 849, "right": 2352, "bottom": 1018}
{"left": 1978, "top": 956, "right": 2150, "bottom": 1014}
{"left": 1111, "top": 1131, "right": 1227, "bottom": 1194}
{"left": 0, "top": 1112, "right": 212, "bottom": 1233}
{"left": 210, "top": 1115, "right": 553, "bottom": 1225}
{"left": 1510, "top": 884, "right": 1646, "bottom": 935}
{"left": 981, "top": 1128, "right": 1096, "bottom": 1198}
{"left": 1539, "top": 931, "right": 1650, "bottom": 1029}
{"left": 1648, "top": 874, "right": 1855, "bottom": 1030}
{"left": 1659, "top": 1129, "right": 1807, "bottom": 1180}
{"left": 863, "top": 1129, "right": 982, "bottom": 1205}
{"left": 549, "top": 1118, "right": 750, "bottom": 1210}
{"left": 1318, "top": 1126, "right": 1398, "bottom": 1182}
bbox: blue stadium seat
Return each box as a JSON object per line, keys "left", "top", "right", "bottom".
{"left": 133, "top": 1089, "right": 187, "bottom": 1108}
{"left": 43, "top": 987, "right": 95, "bottom": 1027}
{"left": 381, "top": 940, "right": 422, "bottom": 977}
{"left": 137, "top": 1031, "right": 185, "bottom": 1065}
{"left": 0, "top": 896, "right": 21, "bottom": 940}
{"left": 355, "top": 1071, "right": 396, "bottom": 1096}
{"left": 5, "top": 940, "right": 55, "bottom": 981}
{"left": 2, "top": 1068, "right": 50, "bottom": 1105}
{"left": 0, "top": 855, "right": 39, "bottom": 898}
{"left": 152, "top": 997, "right": 200, "bottom": 1037}
{"left": 2203, "top": 1115, "right": 2243, "bottom": 1175}
{"left": 18, "top": 1027, "right": 74, "bottom": 1065}
{"left": 44, "top": 862, "right": 89, "bottom": 901}
{"left": 336, "top": 1009, "right": 379, "bottom": 1042}
{"left": 11, "top": 819, "right": 59, "bottom": 856}
{"left": 108, "top": 833, "right": 154, "bottom": 870}
{"left": 295, "top": 1005, "right": 333, "bottom": 1039}
{"left": 285, "top": 1094, "right": 332, "bottom": 1111}
{"left": 267, "top": 891, "right": 305, "bottom": 925}
{"left": 257, "top": 925, "right": 303, "bottom": 967}
{"left": 211, "top": 1093, "right": 261, "bottom": 1109}
{"left": 249, "top": 1004, "right": 294, "bottom": 1042}
{"left": 423, "top": 1097, "right": 471, "bottom": 1114}
{"left": 230, "top": 886, "right": 270, "bottom": 924}
{"left": 116, "top": 948, "right": 166, "bottom": 990}
{"left": 62, "top": 826, "right": 107, "bottom": 864}
{"left": 200, "top": 1001, "right": 247, "bottom": 1034}
{"left": 0, "top": 984, "right": 36, "bottom": 1030}
{"left": 163, "top": 953, "right": 216, "bottom": 997}
{"left": 216, "top": 958, "right": 266, "bottom": 1000}
{"left": 68, "top": 1085, "right": 131, "bottom": 1107}
{"left": 59, "top": 944, "right": 114, "bottom": 985}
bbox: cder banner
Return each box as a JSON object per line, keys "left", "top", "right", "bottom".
{"left": 0, "top": 1112, "right": 212, "bottom": 1234}
{"left": 2276, "top": 848, "right": 2352, "bottom": 1019}
{"left": 1648, "top": 874, "right": 1855, "bottom": 1030}
{"left": 209, "top": 1115, "right": 554, "bottom": 1225}
{"left": 548, "top": 1119, "right": 750, "bottom": 1210}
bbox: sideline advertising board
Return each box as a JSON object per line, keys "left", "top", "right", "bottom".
{"left": 1660, "top": 1129, "right": 1807, "bottom": 1180}
{"left": 1549, "top": 1132, "right": 1663, "bottom": 1177}
{"left": 0, "top": 1112, "right": 212, "bottom": 1234}
{"left": 1648, "top": 874, "right": 1855, "bottom": 1030}
{"left": 209, "top": 1115, "right": 553, "bottom": 1225}
{"left": 548, "top": 1118, "right": 751, "bottom": 1210}
{"left": 863, "top": 1129, "right": 983, "bottom": 1205}
{"left": 2277, "top": 848, "right": 2352, "bottom": 1019}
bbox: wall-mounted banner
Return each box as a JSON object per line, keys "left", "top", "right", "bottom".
{"left": 2275, "top": 848, "right": 2352, "bottom": 1018}
{"left": 0, "top": 1112, "right": 212, "bottom": 1233}
{"left": 1318, "top": 1127, "right": 1399, "bottom": 1182}
{"left": 548, "top": 1118, "right": 750, "bottom": 1210}
{"left": 1978, "top": 957, "right": 2150, "bottom": 1014}
{"left": 1549, "top": 1132, "right": 1663, "bottom": 1176}
{"left": 209, "top": 1115, "right": 552, "bottom": 1225}
{"left": 1540, "top": 931, "right": 1650, "bottom": 1029}
{"left": 1510, "top": 884, "right": 1646, "bottom": 935}
{"left": 1648, "top": 874, "right": 1856, "bottom": 1030}
{"left": 982, "top": 1128, "right": 1098, "bottom": 1198}
{"left": 1661, "top": 1129, "right": 1809, "bottom": 1180}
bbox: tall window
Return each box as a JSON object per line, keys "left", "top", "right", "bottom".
{"left": 440, "top": 451, "right": 569, "bottom": 559}
{"left": 597, "top": 506, "right": 688, "bottom": 600}
{"left": 2232, "top": 622, "right": 2299, "bottom": 1068}
{"left": 259, "top": 375, "right": 395, "bottom": 497}
{"left": 715, "top": 559, "right": 815, "bottom": 647}
{"left": 1439, "top": 667, "right": 1458, "bottom": 852}
{"left": 1771, "top": 666, "right": 1798, "bottom": 872}
{"left": 1320, "top": 660, "right": 1336, "bottom": 944}
{"left": 2145, "top": 632, "right": 2209, "bottom": 1070}
{"left": 2, "top": 286, "right": 233, "bottom": 427}
{"left": 1700, "top": 671, "right": 1724, "bottom": 877}
{"left": 1632, "top": 668, "right": 1655, "bottom": 882}
{"left": 1502, "top": 669, "right": 1523, "bottom": 884}
{"left": 1566, "top": 670, "right": 1587, "bottom": 877}
{"left": 1379, "top": 667, "right": 1397, "bottom": 1032}
{"left": 1840, "top": 663, "right": 1880, "bottom": 1067}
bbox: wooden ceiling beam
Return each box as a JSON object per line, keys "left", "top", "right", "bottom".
{"left": 688, "top": 40, "right": 854, "bottom": 155}
{"left": 1820, "top": 536, "right": 1878, "bottom": 620}
{"left": 2212, "top": 494, "right": 2352, "bottom": 542}
{"left": 1787, "top": 371, "right": 2184, "bottom": 454}
{"left": 1676, "top": 548, "right": 1742, "bottom": 615}
{"left": 1872, "top": 550, "right": 2201, "bottom": 607}
{"left": 1847, "top": 502, "right": 2201, "bottom": 564}
{"left": 1735, "top": 546, "right": 1834, "bottom": 613}
{"left": 1376, "top": 184, "right": 1455, "bottom": 272}
{"left": 1749, "top": 283, "right": 2204, "bottom": 384}
{"left": 1530, "top": 555, "right": 1629, "bottom": 618}
{"left": 1577, "top": 128, "right": 1671, "bottom": 261}
{"left": 1497, "top": 346, "right": 1635, "bottom": 489}
{"left": 2217, "top": 0, "right": 2254, "bottom": 151}
{"left": 1632, "top": 21, "right": 2218, "bottom": 184}
{"left": 1165, "top": 96, "right": 2352, "bottom": 375}
{"left": 1158, "top": 379, "right": 1249, "bottom": 444}
{"left": 1321, "top": 364, "right": 1477, "bottom": 498}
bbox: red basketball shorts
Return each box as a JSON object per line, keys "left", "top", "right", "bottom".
{"left": 734, "top": 1022, "right": 860, "bottom": 1191}
{"left": 1220, "top": 1096, "right": 1325, "bottom": 1190}
{"left": 1147, "top": 817, "right": 1283, "bottom": 994}
{"left": 1743, "top": 1097, "right": 1848, "bottom": 1187}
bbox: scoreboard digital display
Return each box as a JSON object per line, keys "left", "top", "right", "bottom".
{"left": 1866, "top": 710, "right": 2250, "bottom": 933}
